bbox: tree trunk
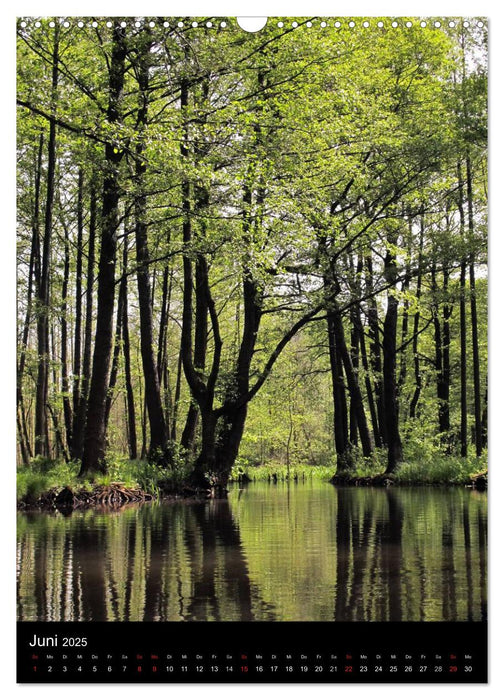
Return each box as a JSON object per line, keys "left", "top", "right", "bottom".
{"left": 47, "top": 403, "right": 69, "bottom": 462}
{"left": 432, "top": 263, "right": 451, "bottom": 438}
{"left": 180, "top": 76, "right": 209, "bottom": 484}
{"left": 331, "top": 295, "right": 372, "bottom": 459}
{"left": 214, "top": 406, "right": 249, "bottom": 488}
{"left": 397, "top": 263, "right": 410, "bottom": 394}
{"left": 71, "top": 169, "right": 84, "bottom": 449}
{"left": 191, "top": 405, "right": 217, "bottom": 487}
{"left": 460, "top": 260, "right": 468, "bottom": 457}
{"left": 60, "top": 215, "right": 73, "bottom": 451}
{"left": 181, "top": 403, "right": 199, "bottom": 452}
{"left": 121, "top": 239, "right": 137, "bottom": 459}
{"left": 134, "top": 34, "right": 168, "bottom": 460}
{"left": 481, "top": 376, "right": 488, "bottom": 449}
{"left": 211, "top": 269, "right": 261, "bottom": 482}
{"left": 170, "top": 345, "right": 183, "bottom": 442}
{"left": 157, "top": 266, "right": 170, "bottom": 383}
{"left": 72, "top": 179, "right": 96, "bottom": 460}
{"left": 80, "top": 25, "right": 127, "bottom": 476}
{"left": 104, "top": 242, "right": 125, "bottom": 432}
{"left": 442, "top": 265, "right": 451, "bottom": 436}
{"left": 457, "top": 163, "right": 468, "bottom": 457}
{"left": 17, "top": 135, "right": 44, "bottom": 463}
{"left": 157, "top": 265, "right": 173, "bottom": 432}
{"left": 50, "top": 323, "right": 67, "bottom": 461}
{"left": 327, "top": 309, "right": 352, "bottom": 472}
{"left": 383, "top": 229, "right": 403, "bottom": 474}
{"left": 365, "top": 254, "right": 387, "bottom": 445}
{"left": 409, "top": 215, "right": 424, "bottom": 419}
{"left": 466, "top": 156, "right": 482, "bottom": 456}
{"left": 179, "top": 75, "right": 225, "bottom": 487}
{"left": 349, "top": 289, "right": 360, "bottom": 445}
{"left": 181, "top": 254, "right": 208, "bottom": 451}
{"left": 357, "top": 313, "right": 380, "bottom": 446}
{"left": 34, "top": 28, "right": 59, "bottom": 457}
{"left": 17, "top": 411, "right": 30, "bottom": 465}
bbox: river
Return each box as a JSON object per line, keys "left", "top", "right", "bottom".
{"left": 17, "top": 482, "right": 487, "bottom": 622}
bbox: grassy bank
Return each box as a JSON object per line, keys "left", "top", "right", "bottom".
{"left": 229, "top": 462, "right": 334, "bottom": 483}
{"left": 394, "top": 456, "right": 486, "bottom": 485}
{"left": 17, "top": 452, "right": 487, "bottom": 508}
{"left": 230, "top": 454, "right": 487, "bottom": 487}
{"left": 16, "top": 454, "right": 190, "bottom": 504}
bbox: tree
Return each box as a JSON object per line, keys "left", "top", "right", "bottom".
{"left": 80, "top": 24, "right": 127, "bottom": 476}
{"left": 34, "top": 25, "right": 59, "bottom": 456}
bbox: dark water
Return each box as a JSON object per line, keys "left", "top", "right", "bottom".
{"left": 17, "top": 482, "right": 487, "bottom": 622}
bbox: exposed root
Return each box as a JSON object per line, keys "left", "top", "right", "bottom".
{"left": 17, "top": 477, "right": 231, "bottom": 512}
{"left": 18, "top": 483, "right": 154, "bottom": 513}
{"left": 330, "top": 473, "right": 395, "bottom": 487}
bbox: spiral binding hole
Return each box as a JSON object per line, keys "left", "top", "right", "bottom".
{"left": 17, "top": 18, "right": 485, "bottom": 31}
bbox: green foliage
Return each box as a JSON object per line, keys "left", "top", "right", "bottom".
{"left": 16, "top": 448, "right": 195, "bottom": 502}
{"left": 16, "top": 459, "right": 80, "bottom": 500}
{"left": 335, "top": 448, "right": 485, "bottom": 485}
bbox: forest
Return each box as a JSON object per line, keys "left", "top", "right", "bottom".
{"left": 16, "top": 17, "right": 487, "bottom": 501}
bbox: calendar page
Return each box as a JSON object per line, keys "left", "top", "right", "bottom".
{"left": 16, "top": 15, "right": 487, "bottom": 684}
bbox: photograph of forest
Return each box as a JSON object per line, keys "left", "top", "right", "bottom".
{"left": 17, "top": 18, "right": 487, "bottom": 623}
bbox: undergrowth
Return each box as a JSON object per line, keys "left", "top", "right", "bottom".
{"left": 17, "top": 448, "right": 487, "bottom": 502}
{"left": 16, "top": 451, "right": 190, "bottom": 501}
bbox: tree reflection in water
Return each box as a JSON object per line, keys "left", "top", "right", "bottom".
{"left": 17, "top": 484, "right": 487, "bottom": 622}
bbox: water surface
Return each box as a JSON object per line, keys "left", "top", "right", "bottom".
{"left": 17, "top": 482, "right": 487, "bottom": 622}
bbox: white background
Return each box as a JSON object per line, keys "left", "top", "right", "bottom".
{"left": 1, "top": 2, "right": 501, "bottom": 699}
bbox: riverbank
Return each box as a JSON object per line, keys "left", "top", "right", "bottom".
{"left": 329, "top": 470, "right": 487, "bottom": 490}
{"left": 230, "top": 456, "right": 487, "bottom": 489}
{"left": 16, "top": 457, "right": 209, "bottom": 512}
{"left": 16, "top": 482, "right": 213, "bottom": 512}
{"left": 16, "top": 454, "right": 487, "bottom": 512}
